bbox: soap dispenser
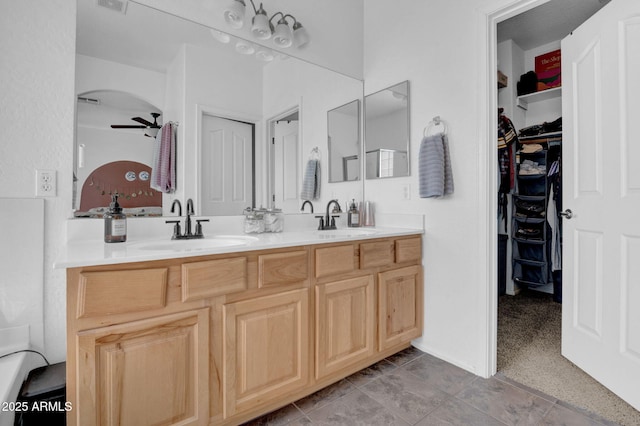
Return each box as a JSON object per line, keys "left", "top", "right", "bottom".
{"left": 104, "top": 193, "right": 127, "bottom": 243}
{"left": 348, "top": 199, "right": 360, "bottom": 228}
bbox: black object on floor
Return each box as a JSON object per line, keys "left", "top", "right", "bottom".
{"left": 498, "top": 234, "right": 508, "bottom": 296}
{"left": 14, "top": 362, "right": 66, "bottom": 426}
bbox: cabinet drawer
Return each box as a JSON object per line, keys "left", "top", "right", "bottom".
{"left": 182, "top": 257, "right": 248, "bottom": 302}
{"left": 395, "top": 237, "right": 422, "bottom": 263}
{"left": 77, "top": 268, "right": 168, "bottom": 318}
{"left": 315, "top": 245, "right": 356, "bottom": 278}
{"left": 360, "top": 240, "right": 394, "bottom": 269}
{"left": 259, "top": 250, "right": 308, "bottom": 288}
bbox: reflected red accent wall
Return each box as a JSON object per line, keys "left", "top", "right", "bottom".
{"left": 79, "top": 161, "right": 161, "bottom": 211}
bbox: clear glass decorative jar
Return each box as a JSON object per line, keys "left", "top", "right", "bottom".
{"left": 243, "top": 208, "right": 265, "bottom": 234}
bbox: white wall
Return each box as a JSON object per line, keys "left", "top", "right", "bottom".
{"left": 0, "top": 0, "right": 76, "bottom": 362}
{"left": 363, "top": 0, "right": 531, "bottom": 375}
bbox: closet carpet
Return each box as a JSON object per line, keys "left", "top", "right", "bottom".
{"left": 498, "top": 290, "right": 640, "bottom": 426}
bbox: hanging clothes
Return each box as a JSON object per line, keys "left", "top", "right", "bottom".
{"left": 498, "top": 110, "right": 518, "bottom": 194}
{"left": 548, "top": 159, "right": 562, "bottom": 271}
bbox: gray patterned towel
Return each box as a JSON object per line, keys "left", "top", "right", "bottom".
{"left": 300, "top": 159, "right": 320, "bottom": 200}
{"left": 418, "top": 133, "right": 454, "bottom": 198}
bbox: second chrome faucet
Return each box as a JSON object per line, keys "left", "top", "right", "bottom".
{"left": 166, "top": 198, "right": 209, "bottom": 239}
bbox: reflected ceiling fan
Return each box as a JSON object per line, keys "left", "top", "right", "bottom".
{"left": 111, "top": 112, "right": 161, "bottom": 137}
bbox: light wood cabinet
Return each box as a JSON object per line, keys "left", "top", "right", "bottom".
{"left": 74, "top": 309, "right": 209, "bottom": 426}
{"left": 315, "top": 275, "right": 375, "bottom": 379}
{"left": 378, "top": 265, "right": 423, "bottom": 351}
{"left": 66, "top": 234, "right": 423, "bottom": 425}
{"left": 223, "top": 288, "right": 309, "bottom": 417}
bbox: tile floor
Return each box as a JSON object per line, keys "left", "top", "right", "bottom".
{"left": 244, "top": 347, "right": 619, "bottom": 426}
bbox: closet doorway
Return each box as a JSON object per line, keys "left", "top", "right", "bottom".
{"left": 492, "top": 0, "right": 639, "bottom": 422}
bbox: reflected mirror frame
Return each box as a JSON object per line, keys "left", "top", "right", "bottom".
{"left": 327, "top": 99, "right": 361, "bottom": 183}
{"left": 363, "top": 80, "right": 411, "bottom": 179}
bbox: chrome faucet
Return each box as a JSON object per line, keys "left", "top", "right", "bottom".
{"left": 315, "top": 199, "right": 341, "bottom": 230}
{"left": 165, "top": 198, "right": 208, "bottom": 239}
{"left": 300, "top": 200, "right": 314, "bottom": 213}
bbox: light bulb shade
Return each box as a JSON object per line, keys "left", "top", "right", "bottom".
{"left": 292, "top": 22, "right": 310, "bottom": 48}
{"left": 235, "top": 40, "right": 255, "bottom": 55}
{"left": 255, "top": 48, "right": 274, "bottom": 62}
{"left": 210, "top": 29, "right": 231, "bottom": 44}
{"left": 272, "top": 21, "right": 293, "bottom": 48}
{"left": 251, "top": 10, "right": 271, "bottom": 40}
{"left": 224, "top": 0, "right": 245, "bottom": 29}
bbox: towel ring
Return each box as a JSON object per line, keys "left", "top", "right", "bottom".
{"left": 424, "top": 116, "right": 448, "bottom": 136}
{"left": 309, "top": 146, "right": 320, "bottom": 160}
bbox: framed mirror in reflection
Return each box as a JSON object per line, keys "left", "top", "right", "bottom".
{"left": 364, "top": 81, "right": 410, "bottom": 179}
{"left": 74, "top": 0, "right": 363, "bottom": 217}
{"left": 328, "top": 100, "right": 360, "bottom": 183}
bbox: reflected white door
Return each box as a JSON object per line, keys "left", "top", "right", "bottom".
{"left": 271, "top": 120, "right": 299, "bottom": 212}
{"left": 201, "top": 114, "right": 253, "bottom": 216}
{"left": 561, "top": 0, "right": 640, "bottom": 410}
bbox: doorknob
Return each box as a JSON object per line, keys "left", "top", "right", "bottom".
{"left": 560, "top": 209, "right": 573, "bottom": 219}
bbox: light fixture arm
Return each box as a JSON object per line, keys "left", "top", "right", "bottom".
{"left": 269, "top": 12, "right": 296, "bottom": 26}
{"left": 248, "top": 0, "right": 260, "bottom": 14}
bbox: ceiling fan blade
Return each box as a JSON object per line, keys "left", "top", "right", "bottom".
{"left": 111, "top": 124, "right": 146, "bottom": 129}
{"left": 131, "top": 117, "right": 153, "bottom": 126}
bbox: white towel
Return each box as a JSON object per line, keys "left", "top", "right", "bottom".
{"left": 300, "top": 159, "right": 320, "bottom": 200}
{"left": 419, "top": 132, "right": 454, "bottom": 198}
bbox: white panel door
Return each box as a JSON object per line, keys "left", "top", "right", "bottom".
{"left": 561, "top": 0, "right": 640, "bottom": 410}
{"left": 201, "top": 114, "right": 253, "bottom": 216}
{"left": 272, "top": 120, "right": 299, "bottom": 212}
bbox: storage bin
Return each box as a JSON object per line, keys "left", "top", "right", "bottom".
{"left": 517, "top": 174, "right": 547, "bottom": 196}
{"left": 514, "top": 196, "right": 546, "bottom": 218}
{"left": 514, "top": 219, "right": 545, "bottom": 240}
{"left": 514, "top": 238, "right": 545, "bottom": 261}
{"left": 514, "top": 258, "right": 549, "bottom": 286}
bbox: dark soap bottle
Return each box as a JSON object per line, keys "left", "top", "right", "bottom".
{"left": 104, "top": 193, "right": 127, "bottom": 243}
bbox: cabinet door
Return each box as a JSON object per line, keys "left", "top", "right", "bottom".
{"left": 75, "top": 309, "right": 209, "bottom": 426}
{"left": 223, "top": 288, "right": 309, "bottom": 417}
{"left": 316, "top": 275, "right": 375, "bottom": 379}
{"left": 378, "top": 265, "right": 423, "bottom": 351}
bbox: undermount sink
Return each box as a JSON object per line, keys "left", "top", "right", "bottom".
{"left": 314, "top": 228, "right": 378, "bottom": 237}
{"left": 134, "top": 235, "right": 258, "bottom": 251}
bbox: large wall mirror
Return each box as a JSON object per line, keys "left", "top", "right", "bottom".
{"left": 328, "top": 100, "right": 360, "bottom": 183}
{"left": 74, "top": 0, "right": 363, "bottom": 217}
{"left": 364, "top": 81, "right": 410, "bottom": 179}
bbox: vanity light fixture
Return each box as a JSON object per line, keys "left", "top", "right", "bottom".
{"left": 223, "top": 0, "right": 310, "bottom": 49}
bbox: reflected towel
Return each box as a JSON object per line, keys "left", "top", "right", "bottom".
{"left": 300, "top": 159, "right": 320, "bottom": 200}
{"left": 418, "top": 132, "right": 454, "bottom": 198}
{"left": 151, "top": 123, "right": 176, "bottom": 193}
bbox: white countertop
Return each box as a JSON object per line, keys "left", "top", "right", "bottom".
{"left": 54, "top": 226, "right": 423, "bottom": 269}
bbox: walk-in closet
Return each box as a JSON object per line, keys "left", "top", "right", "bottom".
{"left": 495, "top": 1, "right": 640, "bottom": 424}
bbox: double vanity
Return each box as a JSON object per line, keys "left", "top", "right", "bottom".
{"left": 57, "top": 220, "right": 423, "bottom": 425}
